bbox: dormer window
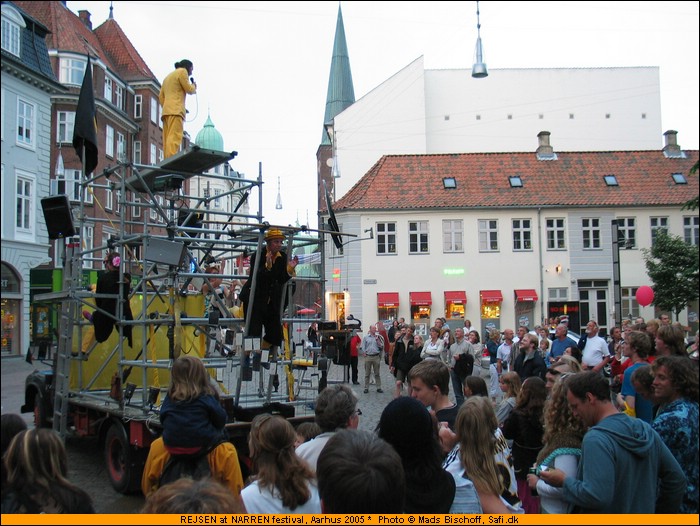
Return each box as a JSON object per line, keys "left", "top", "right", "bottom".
{"left": 1, "top": 4, "right": 26, "bottom": 57}
{"left": 443, "top": 177, "right": 456, "bottom": 189}
{"left": 604, "top": 175, "right": 618, "bottom": 186}
{"left": 672, "top": 173, "right": 687, "bottom": 184}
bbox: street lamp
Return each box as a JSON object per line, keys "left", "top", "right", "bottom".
{"left": 471, "top": 1, "right": 488, "bottom": 78}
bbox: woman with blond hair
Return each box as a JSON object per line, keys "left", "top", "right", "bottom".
{"left": 443, "top": 396, "right": 523, "bottom": 513}
{"left": 496, "top": 372, "right": 522, "bottom": 424}
{"left": 526, "top": 374, "right": 587, "bottom": 513}
{"left": 242, "top": 414, "right": 321, "bottom": 513}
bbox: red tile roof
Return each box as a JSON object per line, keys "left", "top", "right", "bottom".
{"left": 334, "top": 150, "right": 699, "bottom": 211}
{"left": 94, "top": 19, "right": 156, "bottom": 82}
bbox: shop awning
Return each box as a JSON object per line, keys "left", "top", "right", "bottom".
{"left": 377, "top": 292, "right": 400, "bottom": 307}
{"left": 410, "top": 291, "right": 432, "bottom": 305}
{"left": 444, "top": 291, "right": 467, "bottom": 303}
{"left": 515, "top": 289, "right": 538, "bottom": 302}
{"left": 480, "top": 290, "right": 503, "bottom": 303}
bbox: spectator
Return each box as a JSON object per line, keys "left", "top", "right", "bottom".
{"left": 550, "top": 324, "right": 578, "bottom": 365}
{"left": 564, "top": 345, "right": 583, "bottom": 364}
{"left": 141, "top": 477, "right": 244, "bottom": 513}
{"left": 387, "top": 319, "right": 400, "bottom": 360}
{"left": 486, "top": 328, "right": 501, "bottom": 402}
{"left": 391, "top": 324, "right": 422, "bottom": 398}
{"left": 463, "top": 375, "right": 489, "bottom": 399}
{"left": 317, "top": 429, "right": 404, "bottom": 513}
{"left": 513, "top": 334, "right": 547, "bottom": 381}
{"left": 580, "top": 320, "right": 612, "bottom": 374}
{"left": 448, "top": 327, "right": 475, "bottom": 406}
{"left": 0, "top": 414, "right": 27, "bottom": 491}
{"left": 539, "top": 337, "right": 551, "bottom": 364}
{"left": 539, "top": 371, "right": 685, "bottom": 513}
{"left": 442, "top": 397, "right": 523, "bottom": 513}
{"left": 295, "top": 385, "right": 359, "bottom": 472}
{"left": 421, "top": 326, "right": 446, "bottom": 363}
{"left": 361, "top": 324, "right": 384, "bottom": 393}
{"left": 1, "top": 429, "right": 95, "bottom": 513}
{"left": 241, "top": 414, "right": 321, "bottom": 513}
{"left": 306, "top": 322, "right": 319, "bottom": 348}
{"left": 347, "top": 329, "right": 361, "bottom": 385}
{"left": 500, "top": 376, "right": 547, "bottom": 513}
{"left": 377, "top": 397, "right": 464, "bottom": 513}
{"left": 527, "top": 373, "right": 587, "bottom": 514}
{"left": 294, "top": 422, "right": 322, "bottom": 447}
{"left": 496, "top": 372, "right": 522, "bottom": 424}
{"left": 409, "top": 359, "right": 459, "bottom": 430}
{"left": 616, "top": 331, "right": 654, "bottom": 422}
{"left": 655, "top": 324, "right": 689, "bottom": 357}
{"left": 651, "top": 356, "right": 699, "bottom": 513}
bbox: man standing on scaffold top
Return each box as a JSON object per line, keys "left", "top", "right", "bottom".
{"left": 240, "top": 229, "right": 298, "bottom": 358}
{"left": 159, "top": 59, "right": 196, "bottom": 159}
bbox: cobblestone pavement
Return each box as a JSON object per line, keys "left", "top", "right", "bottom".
{"left": 1, "top": 354, "right": 489, "bottom": 513}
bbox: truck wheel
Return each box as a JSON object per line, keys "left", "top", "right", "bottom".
{"left": 104, "top": 423, "right": 143, "bottom": 494}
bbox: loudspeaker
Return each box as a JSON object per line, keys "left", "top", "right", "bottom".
{"left": 318, "top": 321, "right": 337, "bottom": 332}
{"left": 41, "top": 195, "right": 77, "bottom": 239}
{"left": 145, "top": 238, "right": 187, "bottom": 267}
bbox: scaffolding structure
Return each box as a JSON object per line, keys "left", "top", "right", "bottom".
{"left": 40, "top": 147, "right": 328, "bottom": 439}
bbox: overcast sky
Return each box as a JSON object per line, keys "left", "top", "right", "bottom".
{"left": 66, "top": 1, "right": 700, "bottom": 229}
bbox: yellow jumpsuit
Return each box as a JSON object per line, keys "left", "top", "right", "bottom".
{"left": 158, "top": 67, "right": 196, "bottom": 159}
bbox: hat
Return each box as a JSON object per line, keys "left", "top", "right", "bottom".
{"left": 265, "top": 229, "right": 285, "bottom": 241}
{"left": 377, "top": 397, "right": 435, "bottom": 458}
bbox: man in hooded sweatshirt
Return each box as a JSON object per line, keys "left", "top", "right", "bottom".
{"left": 540, "top": 371, "right": 685, "bottom": 513}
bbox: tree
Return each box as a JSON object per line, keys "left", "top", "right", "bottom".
{"left": 682, "top": 160, "right": 699, "bottom": 211}
{"left": 642, "top": 231, "right": 699, "bottom": 320}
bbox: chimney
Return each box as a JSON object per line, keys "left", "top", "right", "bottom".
{"left": 78, "top": 10, "right": 92, "bottom": 30}
{"left": 536, "top": 131, "right": 557, "bottom": 160}
{"left": 662, "top": 130, "right": 683, "bottom": 158}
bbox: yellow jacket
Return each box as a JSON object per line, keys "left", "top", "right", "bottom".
{"left": 141, "top": 436, "right": 244, "bottom": 497}
{"left": 158, "top": 68, "right": 196, "bottom": 118}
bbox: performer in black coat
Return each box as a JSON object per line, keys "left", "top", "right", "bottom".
{"left": 239, "top": 229, "right": 298, "bottom": 350}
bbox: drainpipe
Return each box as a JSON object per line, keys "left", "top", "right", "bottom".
{"left": 537, "top": 207, "right": 545, "bottom": 325}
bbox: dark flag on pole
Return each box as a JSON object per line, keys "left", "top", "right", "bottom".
{"left": 72, "top": 54, "right": 98, "bottom": 174}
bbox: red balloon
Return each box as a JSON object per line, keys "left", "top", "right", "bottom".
{"left": 636, "top": 286, "right": 654, "bottom": 307}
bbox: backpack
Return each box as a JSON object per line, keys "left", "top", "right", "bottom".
{"left": 158, "top": 439, "right": 224, "bottom": 487}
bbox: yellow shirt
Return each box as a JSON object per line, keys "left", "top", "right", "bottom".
{"left": 158, "top": 67, "right": 196, "bottom": 118}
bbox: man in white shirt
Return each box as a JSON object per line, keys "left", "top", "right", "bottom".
{"left": 581, "top": 320, "right": 612, "bottom": 374}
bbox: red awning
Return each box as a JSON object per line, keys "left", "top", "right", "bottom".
{"left": 515, "top": 289, "right": 539, "bottom": 302}
{"left": 444, "top": 291, "right": 467, "bottom": 303}
{"left": 377, "top": 292, "right": 400, "bottom": 307}
{"left": 480, "top": 290, "right": 503, "bottom": 303}
{"left": 410, "top": 291, "right": 432, "bottom": 305}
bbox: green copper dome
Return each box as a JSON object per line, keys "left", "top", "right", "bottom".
{"left": 195, "top": 113, "right": 224, "bottom": 151}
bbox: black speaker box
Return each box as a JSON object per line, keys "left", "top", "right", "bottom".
{"left": 145, "top": 238, "right": 187, "bottom": 267}
{"left": 41, "top": 195, "right": 77, "bottom": 239}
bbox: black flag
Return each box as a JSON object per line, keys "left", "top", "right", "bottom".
{"left": 72, "top": 55, "right": 98, "bottom": 175}
{"left": 323, "top": 180, "right": 343, "bottom": 250}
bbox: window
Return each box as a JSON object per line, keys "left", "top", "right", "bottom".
{"left": 684, "top": 216, "right": 699, "bottom": 246}
{"left": 158, "top": 148, "right": 163, "bottom": 163}
{"left": 509, "top": 176, "right": 523, "bottom": 188}
{"left": 17, "top": 98, "right": 34, "bottom": 147}
{"left": 650, "top": 217, "right": 668, "bottom": 246}
{"left": 512, "top": 219, "right": 532, "bottom": 251}
{"left": 150, "top": 143, "right": 157, "bottom": 165}
{"left": 604, "top": 175, "right": 618, "bottom": 186}
{"left": 150, "top": 203, "right": 157, "bottom": 221}
{"left": 548, "top": 288, "right": 568, "bottom": 301}
{"left": 59, "top": 57, "right": 86, "bottom": 85}
{"left": 376, "top": 222, "right": 397, "bottom": 254}
{"left": 84, "top": 176, "right": 93, "bottom": 204}
{"left": 114, "top": 85, "right": 123, "bottom": 111}
{"left": 133, "top": 141, "right": 141, "bottom": 165}
{"left": 582, "top": 218, "right": 601, "bottom": 249}
{"left": 57, "top": 111, "right": 75, "bottom": 143}
{"left": 15, "top": 172, "right": 33, "bottom": 234}
{"left": 442, "top": 220, "right": 463, "bottom": 253}
{"left": 621, "top": 287, "right": 640, "bottom": 320}
{"left": 134, "top": 95, "right": 142, "bottom": 119}
{"left": 546, "top": 218, "right": 566, "bottom": 250}
{"left": 116, "top": 132, "right": 126, "bottom": 162}
{"left": 443, "top": 177, "right": 456, "bottom": 189}
{"left": 214, "top": 189, "right": 222, "bottom": 209}
{"left": 150, "top": 96, "right": 158, "bottom": 124}
{"left": 478, "top": 219, "right": 498, "bottom": 252}
{"left": 104, "top": 77, "right": 113, "bottom": 103}
{"left": 105, "top": 125, "right": 114, "bottom": 158}
{"left": 132, "top": 196, "right": 141, "bottom": 218}
{"left": 1, "top": 8, "right": 23, "bottom": 57}
{"left": 83, "top": 225, "right": 94, "bottom": 269}
{"left": 105, "top": 187, "right": 113, "bottom": 210}
{"left": 409, "top": 221, "right": 429, "bottom": 254}
{"left": 617, "top": 217, "right": 636, "bottom": 249}
{"left": 51, "top": 169, "right": 81, "bottom": 201}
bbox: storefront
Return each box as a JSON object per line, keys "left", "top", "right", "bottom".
{"left": 444, "top": 290, "right": 466, "bottom": 324}
{"left": 480, "top": 289, "right": 502, "bottom": 339}
{"left": 1, "top": 263, "right": 22, "bottom": 356}
{"left": 377, "top": 292, "right": 399, "bottom": 324}
{"left": 410, "top": 291, "right": 432, "bottom": 337}
{"left": 514, "top": 289, "right": 538, "bottom": 329}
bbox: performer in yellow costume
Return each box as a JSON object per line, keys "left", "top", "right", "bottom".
{"left": 159, "top": 59, "right": 197, "bottom": 159}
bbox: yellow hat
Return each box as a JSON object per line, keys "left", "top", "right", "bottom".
{"left": 265, "top": 228, "right": 285, "bottom": 241}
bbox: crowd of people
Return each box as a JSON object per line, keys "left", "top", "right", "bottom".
{"left": 2, "top": 314, "right": 697, "bottom": 515}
